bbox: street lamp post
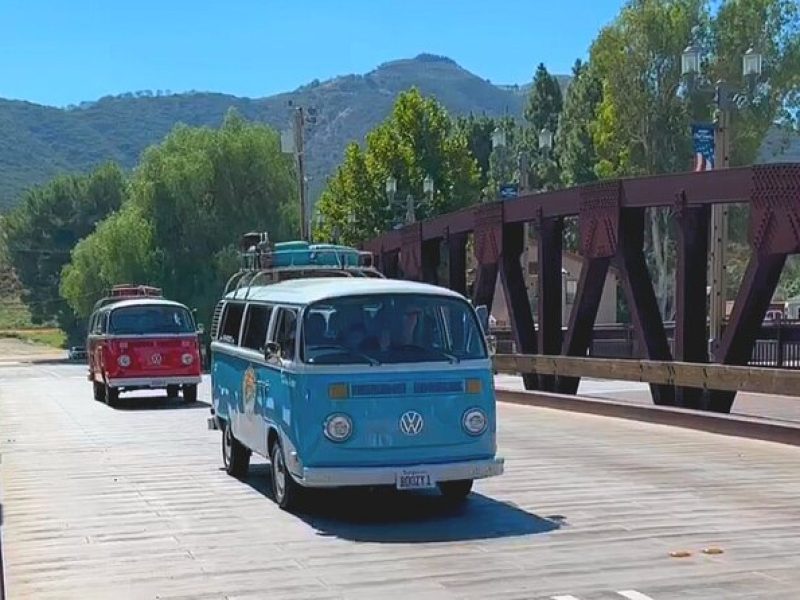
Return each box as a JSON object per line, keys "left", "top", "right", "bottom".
{"left": 681, "top": 41, "right": 763, "bottom": 358}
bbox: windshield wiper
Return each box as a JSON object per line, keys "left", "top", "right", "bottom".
{"left": 308, "top": 344, "right": 380, "bottom": 366}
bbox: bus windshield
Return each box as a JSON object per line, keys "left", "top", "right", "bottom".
{"left": 301, "top": 293, "right": 487, "bottom": 365}
{"left": 109, "top": 305, "right": 195, "bottom": 335}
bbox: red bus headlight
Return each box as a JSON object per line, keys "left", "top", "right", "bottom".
{"left": 117, "top": 354, "right": 131, "bottom": 368}
{"left": 181, "top": 353, "right": 194, "bottom": 365}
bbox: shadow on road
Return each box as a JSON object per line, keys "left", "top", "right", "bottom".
{"left": 110, "top": 396, "right": 210, "bottom": 411}
{"left": 239, "top": 464, "right": 562, "bottom": 543}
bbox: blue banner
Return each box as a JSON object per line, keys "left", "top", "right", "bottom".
{"left": 691, "top": 123, "right": 715, "bottom": 171}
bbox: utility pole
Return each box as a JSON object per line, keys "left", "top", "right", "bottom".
{"left": 709, "top": 82, "right": 731, "bottom": 358}
{"left": 293, "top": 106, "right": 308, "bottom": 241}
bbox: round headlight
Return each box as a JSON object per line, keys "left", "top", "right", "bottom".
{"left": 324, "top": 413, "right": 353, "bottom": 442}
{"left": 117, "top": 354, "right": 131, "bottom": 367}
{"left": 181, "top": 353, "right": 194, "bottom": 365}
{"left": 462, "top": 408, "right": 488, "bottom": 435}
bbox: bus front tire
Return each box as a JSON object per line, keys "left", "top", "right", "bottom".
{"left": 222, "top": 422, "right": 250, "bottom": 478}
{"left": 183, "top": 384, "right": 197, "bottom": 403}
{"left": 438, "top": 479, "right": 473, "bottom": 502}
{"left": 166, "top": 385, "right": 179, "bottom": 398}
{"left": 270, "top": 442, "right": 302, "bottom": 511}
{"left": 105, "top": 384, "right": 119, "bottom": 406}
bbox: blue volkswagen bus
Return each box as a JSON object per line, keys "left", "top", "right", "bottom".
{"left": 207, "top": 235, "right": 503, "bottom": 510}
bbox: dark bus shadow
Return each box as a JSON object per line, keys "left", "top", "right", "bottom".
{"left": 240, "top": 464, "right": 563, "bottom": 543}
{"left": 111, "top": 395, "right": 210, "bottom": 411}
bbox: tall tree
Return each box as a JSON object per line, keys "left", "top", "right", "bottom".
{"left": 522, "top": 63, "right": 564, "bottom": 191}
{"left": 557, "top": 59, "right": 603, "bottom": 187}
{"left": 315, "top": 88, "right": 480, "bottom": 245}
{"left": 60, "top": 111, "right": 298, "bottom": 328}
{"left": 4, "top": 162, "right": 127, "bottom": 342}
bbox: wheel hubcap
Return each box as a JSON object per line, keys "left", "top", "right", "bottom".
{"left": 273, "top": 449, "right": 286, "bottom": 500}
{"left": 223, "top": 427, "right": 231, "bottom": 466}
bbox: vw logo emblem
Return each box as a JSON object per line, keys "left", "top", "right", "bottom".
{"left": 150, "top": 353, "right": 162, "bottom": 365}
{"left": 399, "top": 411, "right": 424, "bottom": 436}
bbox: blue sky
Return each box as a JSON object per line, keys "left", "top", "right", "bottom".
{"left": 0, "top": 0, "right": 625, "bottom": 107}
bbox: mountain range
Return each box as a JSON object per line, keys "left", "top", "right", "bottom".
{"left": 0, "top": 53, "right": 796, "bottom": 212}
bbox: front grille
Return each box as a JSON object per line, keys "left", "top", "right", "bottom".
{"left": 413, "top": 380, "right": 464, "bottom": 394}
{"left": 351, "top": 382, "right": 406, "bottom": 396}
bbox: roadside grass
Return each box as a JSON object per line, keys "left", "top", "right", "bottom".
{"left": 0, "top": 328, "right": 66, "bottom": 348}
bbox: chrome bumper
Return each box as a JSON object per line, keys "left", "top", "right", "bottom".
{"left": 297, "top": 457, "right": 504, "bottom": 488}
{"left": 108, "top": 375, "right": 201, "bottom": 388}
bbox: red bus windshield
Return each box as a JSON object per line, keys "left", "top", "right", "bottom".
{"left": 109, "top": 305, "right": 195, "bottom": 335}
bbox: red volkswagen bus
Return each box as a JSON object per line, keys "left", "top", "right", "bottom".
{"left": 87, "top": 285, "right": 202, "bottom": 405}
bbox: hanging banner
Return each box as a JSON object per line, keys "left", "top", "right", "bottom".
{"left": 692, "top": 123, "right": 715, "bottom": 171}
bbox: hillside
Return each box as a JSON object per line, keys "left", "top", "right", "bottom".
{"left": 1, "top": 53, "right": 796, "bottom": 212}
{"left": 0, "top": 54, "right": 539, "bottom": 211}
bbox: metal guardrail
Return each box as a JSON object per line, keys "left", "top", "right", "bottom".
{"left": 493, "top": 353, "right": 800, "bottom": 398}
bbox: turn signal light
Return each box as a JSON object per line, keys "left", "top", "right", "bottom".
{"left": 466, "top": 378, "right": 482, "bottom": 394}
{"left": 328, "top": 383, "right": 348, "bottom": 400}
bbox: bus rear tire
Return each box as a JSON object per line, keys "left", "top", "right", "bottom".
{"left": 270, "top": 442, "right": 302, "bottom": 511}
{"left": 183, "top": 384, "right": 197, "bottom": 403}
{"left": 93, "top": 381, "right": 104, "bottom": 401}
{"left": 438, "top": 479, "right": 473, "bottom": 502}
{"left": 222, "top": 421, "right": 250, "bottom": 478}
{"left": 105, "top": 384, "right": 119, "bottom": 407}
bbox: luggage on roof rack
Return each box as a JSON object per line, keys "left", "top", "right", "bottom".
{"left": 92, "top": 284, "right": 164, "bottom": 312}
{"left": 224, "top": 233, "right": 384, "bottom": 298}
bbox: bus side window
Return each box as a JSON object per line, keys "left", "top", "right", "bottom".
{"left": 271, "top": 308, "right": 298, "bottom": 362}
{"left": 241, "top": 304, "right": 272, "bottom": 352}
{"left": 219, "top": 303, "right": 245, "bottom": 345}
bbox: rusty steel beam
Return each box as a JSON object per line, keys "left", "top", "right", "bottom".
{"left": 446, "top": 232, "right": 468, "bottom": 296}
{"left": 499, "top": 222, "right": 537, "bottom": 390}
{"left": 673, "top": 196, "right": 710, "bottom": 409}
{"left": 614, "top": 208, "right": 675, "bottom": 406}
{"left": 365, "top": 164, "right": 786, "bottom": 253}
{"left": 421, "top": 239, "right": 440, "bottom": 285}
{"left": 535, "top": 214, "right": 563, "bottom": 391}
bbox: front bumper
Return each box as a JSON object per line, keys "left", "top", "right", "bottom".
{"left": 296, "top": 457, "right": 504, "bottom": 488}
{"left": 108, "top": 375, "right": 201, "bottom": 388}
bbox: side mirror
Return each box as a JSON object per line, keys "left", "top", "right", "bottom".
{"left": 264, "top": 341, "right": 281, "bottom": 362}
{"left": 475, "top": 305, "right": 489, "bottom": 334}
{"left": 197, "top": 323, "right": 205, "bottom": 335}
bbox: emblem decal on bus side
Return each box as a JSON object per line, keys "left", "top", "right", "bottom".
{"left": 243, "top": 366, "right": 257, "bottom": 415}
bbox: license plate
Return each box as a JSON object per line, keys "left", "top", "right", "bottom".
{"left": 396, "top": 470, "right": 435, "bottom": 490}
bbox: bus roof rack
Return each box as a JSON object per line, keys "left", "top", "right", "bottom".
{"left": 91, "top": 284, "right": 164, "bottom": 312}
{"left": 224, "top": 232, "right": 384, "bottom": 299}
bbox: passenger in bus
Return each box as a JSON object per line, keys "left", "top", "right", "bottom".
{"left": 304, "top": 312, "right": 327, "bottom": 347}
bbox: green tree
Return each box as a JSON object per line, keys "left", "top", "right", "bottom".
{"left": 4, "top": 162, "right": 127, "bottom": 342}
{"left": 522, "top": 63, "right": 564, "bottom": 191}
{"left": 557, "top": 59, "right": 603, "bottom": 187}
{"left": 315, "top": 88, "right": 481, "bottom": 245}
{"left": 60, "top": 111, "right": 298, "bottom": 329}
{"left": 60, "top": 204, "right": 157, "bottom": 319}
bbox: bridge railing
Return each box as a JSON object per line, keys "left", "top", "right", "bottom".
{"left": 493, "top": 354, "right": 800, "bottom": 399}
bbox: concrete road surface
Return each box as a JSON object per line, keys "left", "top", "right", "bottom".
{"left": 1, "top": 363, "right": 799, "bottom": 599}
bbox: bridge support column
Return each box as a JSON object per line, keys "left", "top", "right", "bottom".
{"left": 422, "top": 239, "right": 440, "bottom": 285}
{"left": 674, "top": 196, "right": 709, "bottom": 409}
{"left": 536, "top": 214, "right": 563, "bottom": 392}
{"left": 446, "top": 232, "right": 468, "bottom": 296}
{"left": 500, "top": 222, "right": 537, "bottom": 389}
{"left": 613, "top": 208, "right": 675, "bottom": 405}
{"left": 710, "top": 165, "right": 800, "bottom": 412}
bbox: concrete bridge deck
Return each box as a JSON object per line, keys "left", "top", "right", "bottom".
{"left": 1, "top": 363, "right": 799, "bottom": 599}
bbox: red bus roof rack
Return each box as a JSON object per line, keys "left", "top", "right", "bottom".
{"left": 91, "top": 284, "right": 164, "bottom": 312}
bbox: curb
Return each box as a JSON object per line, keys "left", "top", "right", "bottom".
{"left": 497, "top": 389, "right": 800, "bottom": 447}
